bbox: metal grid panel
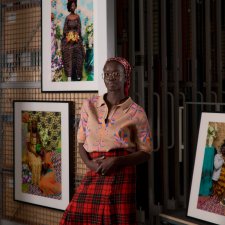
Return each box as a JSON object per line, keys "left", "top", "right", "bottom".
{"left": 0, "top": 90, "right": 96, "bottom": 224}
{"left": 3, "top": 172, "right": 63, "bottom": 225}
{"left": 0, "top": 1, "right": 96, "bottom": 224}
{"left": 1, "top": 1, "right": 41, "bottom": 82}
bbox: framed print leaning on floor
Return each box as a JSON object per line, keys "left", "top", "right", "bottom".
{"left": 188, "top": 112, "right": 225, "bottom": 225}
{"left": 13, "top": 101, "right": 74, "bottom": 210}
{"left": 42, "top": 0, "right": 115, "bottom": 92}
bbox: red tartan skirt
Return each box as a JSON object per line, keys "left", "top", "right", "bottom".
{"left": 59, "top": 149, "right": 137, "bottom": 225}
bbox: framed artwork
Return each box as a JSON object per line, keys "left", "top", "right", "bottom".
{"left": 42, "top": 0, "right": 115, "bottom": 92}
{"left": 14, "top": 101, "right": 74, "bottom": 210}
{"left": 188, "top": 112, "right": 225, "bottom": 224}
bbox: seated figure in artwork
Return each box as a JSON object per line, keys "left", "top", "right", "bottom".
{"left": 27, "top": 120, "right": 61, "bottom": 196}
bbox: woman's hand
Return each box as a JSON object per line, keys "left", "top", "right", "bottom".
{"left": 96, "top": 157, "right": 118, "bottom": 176}
{"left": 79, "top": 143, "right": 104, "bottom": 173}
{"left": 86, "top": 159, "right": 100, "bottom": 172}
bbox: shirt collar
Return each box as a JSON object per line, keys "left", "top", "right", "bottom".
{"left": 117, "top": 97, "right": 133, "bottom": 113}
{"left": 97, "top": 94, "right": 133, "bottom": 113}
{"left": 96, "top": 95, "right": 106, "bottom": 108}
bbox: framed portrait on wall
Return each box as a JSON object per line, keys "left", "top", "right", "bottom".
{"left": 188, "top": 112, "right": 225, "bottom": 225}
{"left": 13, "top": 101, "right": 74, "bottom": 210}
{"left": 42, "top": 0, "right": 115, "bottom": 92}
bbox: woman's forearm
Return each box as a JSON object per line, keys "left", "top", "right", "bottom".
{"left": 78, "top": 143, "right": 99, "bottom": 171}
{"left": 116, "top": 151, "right": 150, "bottom": 167}
{"left": 79, "top": 143, "right": 150, "bottom": 172}
{"left": 79, "top": 143, "right": 91, "bottom": 166}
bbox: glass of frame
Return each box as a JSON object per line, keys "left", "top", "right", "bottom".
{"left": 188, "top": 112, "right": 225, "bottom": 225}
{"left": 14, "top": 101, "right": 73, "bottom": 210}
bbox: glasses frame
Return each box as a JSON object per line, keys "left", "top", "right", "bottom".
{"left": 102, "top": 72, "right": 122, "bottom": 81}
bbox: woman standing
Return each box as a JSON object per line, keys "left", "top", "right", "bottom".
{"left": 60, "top": 57, "right": 153, "bottom": 224}
{"left": 61, "top": 0, "right": 84, "bottom": 81}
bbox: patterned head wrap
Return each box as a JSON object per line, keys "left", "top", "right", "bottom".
{"left": 105, "top": 57, "right": 132, "bottom": 97}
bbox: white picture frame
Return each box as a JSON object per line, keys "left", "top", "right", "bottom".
{"left": 14, "top": 101, "right": 73, "bottom": 210}
{"left": 188, "top": 112, "right": 225, "bottom": 224}
{"left": 42, "top": 0, "right": 114, "bottom": 92}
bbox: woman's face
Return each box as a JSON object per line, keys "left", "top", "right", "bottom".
{"left": 103, "top": 61, "right": 126, "bottom": 93}
{"left": 51, "top": 13, "right": 54, "bottom": 21}
{"left": 70, "top": 2, "right": 76, "bottom": 12}
{"left": 221, "top": 146, "right": 225, "bottom": 155}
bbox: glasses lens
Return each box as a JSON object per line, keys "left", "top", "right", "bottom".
{"left": 103, "top": 72, "right": 120, "bottom": 80}
{"left": 104, "top": 73, "right": 110, "bottom": 79}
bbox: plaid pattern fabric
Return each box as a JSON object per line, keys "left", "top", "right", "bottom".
{"left": 59, "top": 150, "right": 137, "bottom": 225}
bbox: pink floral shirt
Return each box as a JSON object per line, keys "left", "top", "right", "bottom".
{"left": 77, "top": 95, "right": 153, "bottom": 154}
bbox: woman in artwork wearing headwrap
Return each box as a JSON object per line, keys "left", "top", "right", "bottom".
{"left": 59, "top": 57, "right": 153, "bottom": 225}
{"left": 61, "top": 0, "right": 85, "bottom": 81}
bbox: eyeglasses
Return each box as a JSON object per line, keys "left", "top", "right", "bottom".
{"left": 102, "top": 72, "right": 121, "bottom": 81}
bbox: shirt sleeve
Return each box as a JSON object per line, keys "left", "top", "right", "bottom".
{"left": 77, "top": 100, "right": 89, "bottom": 143}
{"left": 135, "top": 112, "right": 153, "bottom": 154}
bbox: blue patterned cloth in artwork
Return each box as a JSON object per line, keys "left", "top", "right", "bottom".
{"left": 85, "top": 48, "right": 94, "bottom": 80}
{"left": 199, "top": 146, "right": 215, "bottom": 196}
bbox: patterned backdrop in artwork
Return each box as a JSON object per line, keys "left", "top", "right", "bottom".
{"left": 27, "top": 111, "right": 61, "bottom": 151}
{"left": 208, "top": 122, "right": 225, "bottom": 151}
